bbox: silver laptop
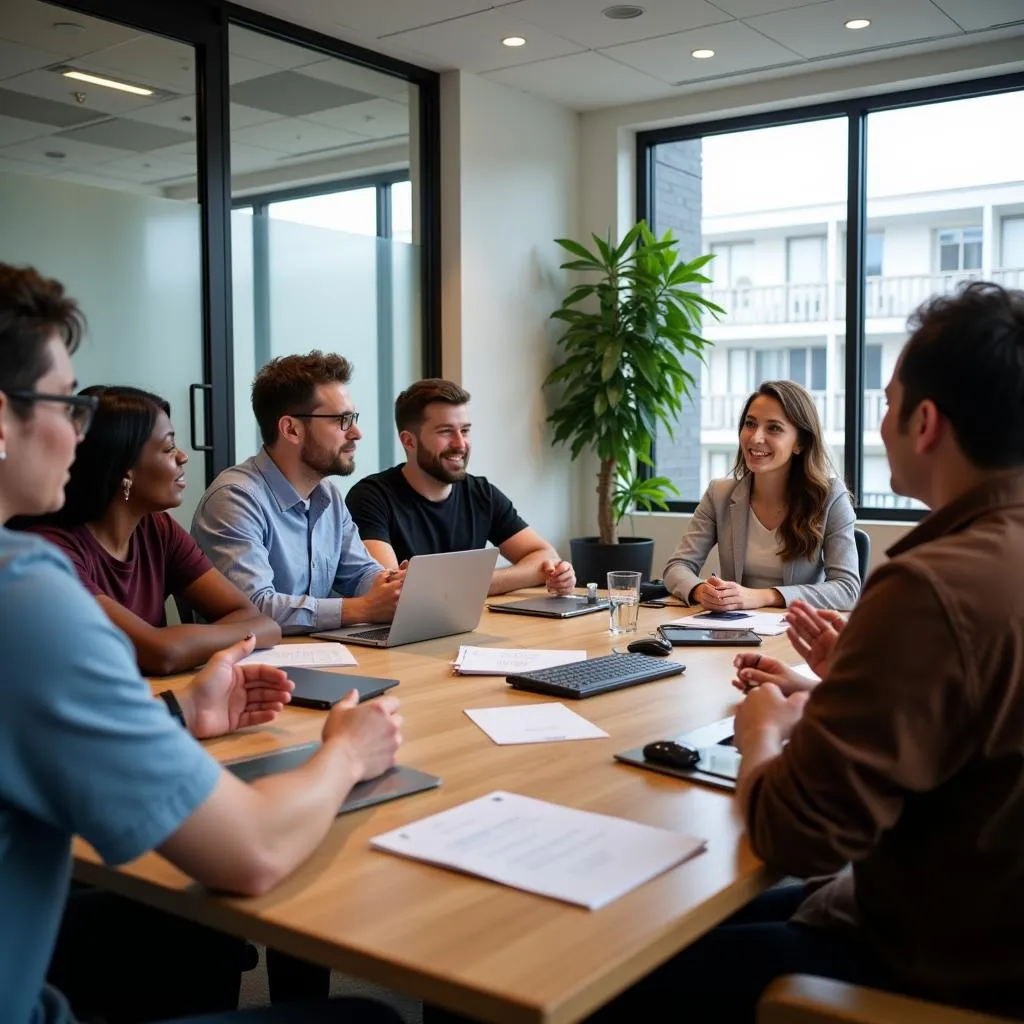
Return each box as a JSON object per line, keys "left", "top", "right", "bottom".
{"left": 312, "top": 548, "right": 499, "bottom": 648}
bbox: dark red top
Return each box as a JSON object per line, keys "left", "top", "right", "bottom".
{"left": 31, "top": 513, "right": 212, "bottom": 627}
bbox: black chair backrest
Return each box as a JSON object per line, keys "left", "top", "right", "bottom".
{"left": 854, "top": 528, "right": 871, "bottom": 583}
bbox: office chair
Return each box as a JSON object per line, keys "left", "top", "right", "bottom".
{"left": 854, "top": 528, "right": 871, "bottom": 583}
{"left": 758, "top": 975, "right": 1015, "bottom": 1024}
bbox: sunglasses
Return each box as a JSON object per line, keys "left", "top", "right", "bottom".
{"left": 5, "top": 389, "right": 99, "bottom": 437}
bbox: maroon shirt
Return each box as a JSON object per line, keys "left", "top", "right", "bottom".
{"left": 31, "top": 514, "right": 213, "bottom": 627}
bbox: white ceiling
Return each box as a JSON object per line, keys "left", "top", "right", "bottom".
{"left": 0, "top": 0, "right": 413, "bottom": 196}
{"left": 238, "top": 0, "right": 1024, "bottom": 110}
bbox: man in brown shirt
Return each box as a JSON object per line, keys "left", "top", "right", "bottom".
{"left": 590, "top": 281, "right": 1024, "bottom": 1024}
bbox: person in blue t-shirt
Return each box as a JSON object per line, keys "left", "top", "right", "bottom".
{"left": 0, "top": 262, "right": 404, "bottom": 1024}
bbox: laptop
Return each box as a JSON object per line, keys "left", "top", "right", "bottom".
{"left": 487, "top": 595, "right": 610, "bottom": 619}
{"left": 312, "top": 547, "right": 499, "bottom": 648}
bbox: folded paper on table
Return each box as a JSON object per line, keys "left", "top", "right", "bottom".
{"left": 464, "top": 703, "right": 608, "bottom": 744}
{"left": 371, "top": 790, "right": 706, "bottom": 910}
{"left": 238, "top": 642, "right": 357, "bottom": 668}
{"left": 453, "top": 645, "right": 586, "bottom": 676}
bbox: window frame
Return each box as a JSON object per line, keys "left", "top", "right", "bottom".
{"left": 637, "top": 70, "right": 1024, "bottom": 522}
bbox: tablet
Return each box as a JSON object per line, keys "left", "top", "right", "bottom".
{"left": 282, "top": 666, "right": 399, "bottom": 710}
{"left": 658, "top": 626, "right": 762, "bottom": 647}
{"left": 487, "top": 596, "right": 610, "bottom": 619}
{"left": 615, "top": 716, "right": 740, "bottom": 792}
{"left": 226, "top": 743, "right": 442, "bottom": 814}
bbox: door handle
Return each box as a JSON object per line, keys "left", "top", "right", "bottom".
{"left": 189, "top": 382, "right": 213, "bottom": 452}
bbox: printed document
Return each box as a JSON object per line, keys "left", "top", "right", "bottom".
{"left": 238, "top": 642, "right": 357, "bottom": 668}
{"left": 454, "top": 645, "right": 586, "bottom": 675}
{"left": 667, "top": 612, "right": 788, "bottom": 636}
{"left": 464, "top": 703, "right": 608, "bottom": 744}
{"left": 371, "top": 791, "right": 706, "bottom": 910}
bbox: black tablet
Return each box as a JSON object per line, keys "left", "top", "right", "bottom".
{"left": 658, "top": 625, "right": 762, "bottom": 647}
{"left": 226, "top": 743, "right": 442, "bottom": 814}
{"left": 281, "top": 667, "right": 399, "bottom": 710}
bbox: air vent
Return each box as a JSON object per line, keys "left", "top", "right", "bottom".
{"left": 602, "top": 5, "right": 645, "bottom": 19}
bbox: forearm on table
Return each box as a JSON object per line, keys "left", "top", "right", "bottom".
{"left": 489, "top": 551, "right": 550, "bottom": 595}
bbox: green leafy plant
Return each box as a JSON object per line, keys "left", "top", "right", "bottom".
{"left": 544, "top": 221, "right": 723, "bottom": 544}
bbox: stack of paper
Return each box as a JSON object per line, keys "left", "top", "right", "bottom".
{"left": 371, "top": 791, "right": 707, "bottom": 910}
{"left": 238, "top": 642, "right": 357, "bottom": 667}
{"left": 465, "top": 703, "right": 608, "bottom": 744}
{"left": 453, "top": 645, "right": 586, "bottom": 676}
{"left": 666, "top": 612, "right": 789, "bottom": 636}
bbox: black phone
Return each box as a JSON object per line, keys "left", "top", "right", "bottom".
{"left": 639, "top": 599, "right": 668, "bottom": 608}
{"left": 283, "top": 667, "right": 399, "bottom": 710}
{"left": 693, "top": 610, "right": 752, "bottom": 621}
{"left": 657, "top": 626, "right": 762, "bottom": 647}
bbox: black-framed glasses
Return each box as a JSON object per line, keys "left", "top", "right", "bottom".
{"left": 289, "top": 410, "right": 359, "bottom": 430}
{"left": 5, "top": 390, "right": 99, "bottom": 436}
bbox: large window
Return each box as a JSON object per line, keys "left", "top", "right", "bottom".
{"left": 642, "top": 77, "right": 1024, "bottom": 518}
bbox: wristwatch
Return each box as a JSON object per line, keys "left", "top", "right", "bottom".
{"left": 158, "top": 689, "right": 187, "bottom": 729}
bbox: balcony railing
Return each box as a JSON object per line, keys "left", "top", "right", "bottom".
{"left": 705, "top": 268, "right": 1023, "bottom": 326}
{"left": 701, "top": 389, "right": 886, "bottom": 433}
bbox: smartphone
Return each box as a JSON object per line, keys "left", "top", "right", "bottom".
{"left": 640, "top": 599, "right": 668, "bottom": 608}
{"left": 693, "top": 610, "right": 752, "bottom": 621}
{"left": 658, "top": 626, "right": 762, "bottom": 647}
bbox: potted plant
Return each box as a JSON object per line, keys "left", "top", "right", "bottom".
{"left": 544, "top": 221, "right": 722, "bottom": 583}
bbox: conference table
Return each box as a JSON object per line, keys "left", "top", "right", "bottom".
{"left": 73, "top": 593, "right": 804, "bottom": 1024}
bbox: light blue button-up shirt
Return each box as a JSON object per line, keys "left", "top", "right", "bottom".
{"left": 191, "top": 448, "right": 381, "bottom": 634}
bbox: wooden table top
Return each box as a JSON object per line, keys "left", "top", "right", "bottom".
{"left": 75, "top": 594, "right": 800, "bottom": 1024}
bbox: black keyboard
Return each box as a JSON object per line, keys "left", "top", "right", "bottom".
{"left": 506, "top": 653, "right": 684, "bottom": 699}
{"left": 346, "top": 626, "right": 392, "bottom": 642}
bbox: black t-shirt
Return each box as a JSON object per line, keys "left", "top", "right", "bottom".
{"left": 346, "top": 465, "right": 528, "bottom": 564}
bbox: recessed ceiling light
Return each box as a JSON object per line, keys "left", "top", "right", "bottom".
{"left": 501, "top": 35, "right": 527, "bottom": 47}
{"left": 691, "top": 48, "right": 715, "bottom": 59}
{"left": 602, "top": 5, "right": 645, "bottom": 19}
{"left": 44, "top": 151, "right": 67, "bottom": 160}
{"left": 61, "top": 69, "right": 154, "bottom": 96}
{"left": 845, "top": 18, "right": 871, "bottom": 30}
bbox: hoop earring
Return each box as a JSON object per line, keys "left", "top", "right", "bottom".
{"left": 122, "top": 478, "right": 132, "bottom": 502}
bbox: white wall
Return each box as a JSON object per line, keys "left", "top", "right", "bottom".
{"left": 439, "top": 72, "right": 584, "bottom": 552}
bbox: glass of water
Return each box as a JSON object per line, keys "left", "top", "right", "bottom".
{"left": 607, "top": 571, "right": 641, "bottom": 635}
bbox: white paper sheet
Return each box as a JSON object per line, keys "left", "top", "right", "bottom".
{"left": 371, "top": 791, "right": 706, "bottom": 910}
{"left": 464, "top": 703, "right": 608, "bottom": 745}
{"left": 666, "top": 612, "right": 789, "bottom": 636}
{"left": 453, "top": 645, "right": 586, "bottom": 676}
{"left": 792, "top": 663, "right": 820, "bottom": 682}
{"left": 238, "top": 642, "right": 357, "bottom": 668}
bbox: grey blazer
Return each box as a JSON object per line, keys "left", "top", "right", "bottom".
{"left": 663, "top": 475, "right": 860, "bottom": 611}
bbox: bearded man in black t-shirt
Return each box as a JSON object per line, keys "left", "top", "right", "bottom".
{"left": 345, "top": 379, "right": 575, "bottom": 597}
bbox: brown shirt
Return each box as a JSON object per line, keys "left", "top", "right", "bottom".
{"left": 746, "top": 470, "right": 1024, "bottom": 1015}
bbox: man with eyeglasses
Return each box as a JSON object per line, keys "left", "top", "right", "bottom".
{"left": 192, "top": 351, "right": 403, "bottom": 637}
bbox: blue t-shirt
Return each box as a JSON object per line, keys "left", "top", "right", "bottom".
{"left": 0, "top": 529, "right": 222, "bottom": 1024}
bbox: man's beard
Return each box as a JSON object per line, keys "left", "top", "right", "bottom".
{"left": 416, "top": 445, "right": 469, "bottom": 484}
{"left": 301, "top": 438, "right": 355, "bottom": 477}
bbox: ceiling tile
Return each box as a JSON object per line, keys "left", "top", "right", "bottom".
{"left": 93, "top": 152, "right": 196, "bottom": 184}
{"left": 0, "top": 38, "right": 65, "bottom": 80}
{"left": 383, "top": 7, "right": 585, "bottom": 72}
{"left": 231, "top": 116, "right": 367, "bottom": 154}
{"left": 228, "top": 25, "right": 324, "bottom": 69}
{"left": 0, "top": 0, "right": 141, "bottom": 57}
{"left": 327, "top": 0, "right": 496, "bottom": 38}
{"left": 302, "top": 97, "right": 410, "bottom": 137}
{"left": 709, "top": 0, "right": 829, "bottom": 16}
{"left": 226, "top": 140, "right": 294, "bottom": 172}
{"left": 747, "top": 0, "right": 962, "bottom": 60}
{"left": 1, "top": 67, "right": 156, "bottom": 116}
{"left": 0, "top": 153, "right": 52, "bottom": 177}
{"left": 232, "top": 70, "right": 376, "bottom": 116}
{"left": 930, "top": 0, "right": 1024, "bottom": 31}
{"left": 0, "top": 113, "right": 53, "bottom": 145}
{"left": 227, "top": 102, "right": 287, "bottom": 129}
{"left": 85, "top": 35, "right": 197, "bottom": 94}
{"left": 55, "top": 118, "right": 194, "bottom": 152}
{"left": 484, "top": 50, "right": 671, "bottom": 109}
{"left": 603, "top": 19, "right": 802, "bottom": 84}
{"left": 511, "top": 0, "right": 731, "bottom": 48}
{"left": 0, "top": 86, "right": 100, "bottom": 128}
{"left": 297, "top": 58, "right": 411, "bottom": 100}
{"left": 228, "top": 53, "right": 282, "bottom": 85}
{"left": 0, "top": 133, "right": 132, "bottom": 170}
{"left": 120, "top": 95, "right": 199, "bottom": 134}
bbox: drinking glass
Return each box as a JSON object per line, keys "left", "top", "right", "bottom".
{"left": 607, "top": 571, "right": 641, "bottom": 635}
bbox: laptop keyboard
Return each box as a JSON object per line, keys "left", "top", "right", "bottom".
{"left": 506, "top": 653, "right": 684, "bottom": 699}
{"left": 346, "top": 626, "right": 392, "bottom": 642}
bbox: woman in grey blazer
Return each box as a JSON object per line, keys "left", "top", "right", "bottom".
{"left": 664, "top": 380, "right": 860, "bottom": 611}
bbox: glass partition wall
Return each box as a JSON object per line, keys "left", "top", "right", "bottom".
{"left": 0, "top": 0, "right": 439, "bottom": 492}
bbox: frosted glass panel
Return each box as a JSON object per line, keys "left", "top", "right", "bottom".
{"left": 231, "top": 208, "right": 259, "bottom": 461}
{"left": 0, "top": 170, "right": 205, "bottom": 530}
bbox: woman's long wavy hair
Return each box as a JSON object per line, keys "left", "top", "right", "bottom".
{"left": 731, "top": 380, "right": 844, "bottom": 562}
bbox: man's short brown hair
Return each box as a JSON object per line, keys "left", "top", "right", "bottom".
{"left": 394, "top": 378, "right": 470, "bottom": 433}
{"left": 252, "top": 350, "right": 352, "bottom": 446}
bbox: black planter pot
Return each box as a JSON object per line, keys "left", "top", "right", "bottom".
{"left": 569, "top": 536, "right": 656, "bottom": 586}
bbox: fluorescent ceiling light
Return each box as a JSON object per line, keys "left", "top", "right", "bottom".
{"left": 501, "top": 35, "right": 527, "bottom": 47}
{"left": 845, "top": 18, "right": 871, "bottom": 30}
{"left": 691, "top": 48, "right": 715, "bottom": 59}
{"left": 62, "top": 69, "right": 154, "bottom": 95}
